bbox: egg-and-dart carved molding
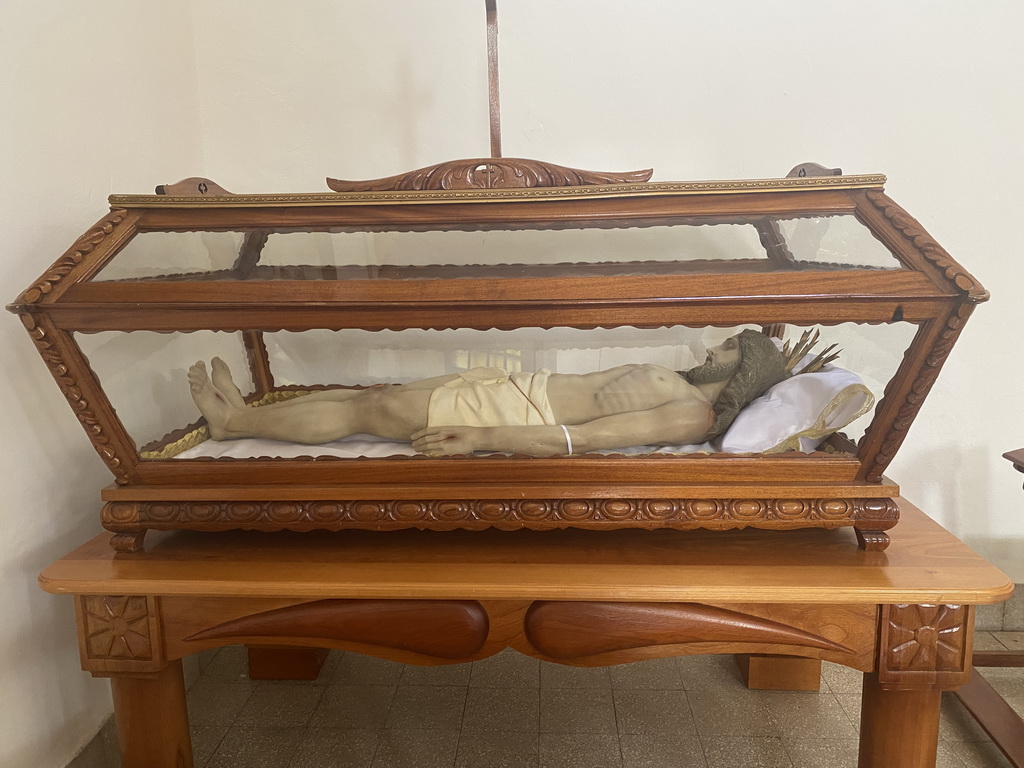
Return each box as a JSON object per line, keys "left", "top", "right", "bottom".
{"left": 103, "top": 497, "right": 898, "bottom": 527}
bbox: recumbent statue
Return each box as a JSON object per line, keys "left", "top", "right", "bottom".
{"left": 188, "top": 330, "right": 835, "bottom": 457}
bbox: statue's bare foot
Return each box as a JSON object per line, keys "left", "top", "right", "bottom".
{"left": 188, "top": 361, "right": 240, "bottom": 440}
{"left": 210, "top": 357, "right": 246, "bottom": 408}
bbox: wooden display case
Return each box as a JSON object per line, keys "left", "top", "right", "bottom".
{"left": 8, "top": 160, "right": 987, "bottom": 551}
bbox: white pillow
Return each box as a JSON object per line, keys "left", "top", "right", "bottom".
{"left": 718, "top": 366, "right": 874, "bottom": 454}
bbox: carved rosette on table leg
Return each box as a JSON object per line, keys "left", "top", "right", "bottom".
{"left": 75, "top": 595, "right": 164, "bottom": 675}
{"left": 877, "top": 604, "right": 973, "bottom": 690}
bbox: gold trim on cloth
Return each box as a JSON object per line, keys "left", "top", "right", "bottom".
{"left": 139, "top": 390, "right": 313, "bottom": 460}
{"left": 764, "top": 384, "right": 875, "bottom": 455}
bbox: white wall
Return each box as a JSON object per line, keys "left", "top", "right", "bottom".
{"left": 0, "top": 2, "right": 201, "bottom": 765}
{"left": 2, "top": 2, "right": 1022, "bottom": 765}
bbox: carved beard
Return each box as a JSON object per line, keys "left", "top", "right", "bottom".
{"left": 684, "top": 356, "right": 742, "bottom": 385}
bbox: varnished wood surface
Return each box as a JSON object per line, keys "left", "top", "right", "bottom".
{"left": 39, "top": 499, "right": 1011, "bottom": 605}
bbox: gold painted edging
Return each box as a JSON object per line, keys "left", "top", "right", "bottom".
{"left": 109, "top": 174, "right": 887, "bottom": 208}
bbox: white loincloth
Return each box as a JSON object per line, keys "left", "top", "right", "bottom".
{"left": 427, "top": 367, "right": 556, "bottom": 428}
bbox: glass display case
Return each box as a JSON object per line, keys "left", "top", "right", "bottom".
{"left": 9, "top": 160, "right": 987, "bottom": 551}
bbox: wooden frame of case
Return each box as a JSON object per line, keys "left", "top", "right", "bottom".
{"left": 9, "top": 160, "right": 988, "bottom": 552}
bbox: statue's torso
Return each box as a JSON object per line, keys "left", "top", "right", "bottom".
{"left": 546, "top": 364, "right": 709, "bottom": 425}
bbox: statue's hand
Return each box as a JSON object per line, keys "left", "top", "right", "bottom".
{"left": 410, "top": 426, "right": 482, "bottom": 456}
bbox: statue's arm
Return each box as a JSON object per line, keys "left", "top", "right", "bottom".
{"left": 410, "top": 400, "right": 714, "bottom": 456}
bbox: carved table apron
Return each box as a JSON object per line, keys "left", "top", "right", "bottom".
{"left": 39, "top": 498, "right": 1012, "bottom": 768}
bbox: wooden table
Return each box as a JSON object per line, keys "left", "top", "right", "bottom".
{"left": 40, "top": 498, "right": 1011, "bottom": 768}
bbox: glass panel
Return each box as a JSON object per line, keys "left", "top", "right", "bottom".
{"left": 92, "top": 232, "right": 245, "bottom": 281}
{"left": 75, "top": 330, "right": 252, "bottom": 451}
{"left": 73, "top": 323, "right": 914, "bottom": 460}
{"left": 775, "top": 215, "right": 902, "bottom": 269}
{"left": 89, "top": 217, "right": 904, "bottom": 283}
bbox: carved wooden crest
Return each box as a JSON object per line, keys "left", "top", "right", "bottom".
{"left": 327, "top": 158, "right": 653, "bottom": 192}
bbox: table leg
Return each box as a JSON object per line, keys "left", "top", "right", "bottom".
{"left": 858, "top": 672, "right": 941, "bottom": 768}
{"left": 110, "top": 660, "right": 193, "bottom": 768}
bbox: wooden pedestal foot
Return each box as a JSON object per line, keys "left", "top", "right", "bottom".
{"left": 109, "top": 530, "right": 147, "bottom": 553}
{"left": 110, "top": 660, "right": 193, "bottom": 768}
{"left": 736, "top": 654, "right": 821, "bottom": 691}
{"left": 858, "top": 672, "right": 941, "bottom": 768}
{"left": 855, "top": 528, "right": 890, "bottom": 551}
{"left": 247, "top": 645, "right": 329, "bottom": 680}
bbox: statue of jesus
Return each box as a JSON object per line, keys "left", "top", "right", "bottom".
{"left": 188, "top": 329, "right": 791, "bottom": 456}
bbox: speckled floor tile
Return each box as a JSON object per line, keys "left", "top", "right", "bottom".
{"left": 540, "top": 688, "right": 617, "bottom": 734}
{"left": 973, "top": 630, "right": 1009, "bottom": 651}
{"left": 701, "top": 736, "right": 792, "bottom": 768}
{"left": 609, "top": 658, "right": 683, "bottom": 690}
{"left": 619, "top": 731, "right": 707, "bottom": 767}
{"left": 613, "top": 689, "right": 696, "bottom": 736}
{"left": 205, "top": 726, "right": 304, "bottom": 768}
{"left": 974, "top": 602, "right": 1005, "bottom": 632}
{"left": 759, "top": 691, "right": 858, "bottom": 740}
{"left": 820, "top": 662, "right": 862, "bottom": 695}
{"left": 201, "top": 645, "right": 250, "bottom": 684}
{"left": 462, "top": 686, "right": 540, "bottom": 732}
{"left": 288, "top": 728, "right": 379, "bottom": 768}
{"left": 470, "top": 649, "right": 540, "bottom": 688}
{"left": 539, "top": 732, "right": 622, "bottom": 768}
{"left": 455, "top": 730, "right": 540, "bottom": 768}
{"left": 400, "top": 662, "right": 472, "bottom": 686}
{"left": 187, "top": 678, "right": 259, "bottom": 727}
{"left": 949, "top": 739, "right": 1014, "bottom": 767}
{"left": 994, "top": 630, "right": 1024, "bottom": 651}
{"left": 233, "top": 681, "right": 324, "bottom": 727}
{"left": 311, "top": 684, "right": 396, "bottom": 729}
{"left": 371, "top": 729, "right": 459, "bottom": 768}
{"left": 939, "top": 694, "right": 993, "bottom": 743}
{"left": 333, "top": 653, "right": 406, "bottom": 685}
{"left": 540, "top": 661, "right": 612, "bottom": 689}
{"left": 385, "top": 685, "right": 467, "bottom": 730}
{"left": 190, "top": 726, "right": 228, "bottom": 768}
{"left": 687, "top": 689, "right": 777, "bottom": 738}
{"left": 676, "top": 655, "right": 746, "bottom": 692}
{"left": 782, "top": 737, "right": 859, "bottom": 767}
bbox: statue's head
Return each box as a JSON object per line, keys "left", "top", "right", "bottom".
{"left": 684, "top": 329, "right": 789, "bottom": 440}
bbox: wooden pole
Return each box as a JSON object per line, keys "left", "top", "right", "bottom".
{"left": 486, "top": 0, "right": 502, "bottom": 157}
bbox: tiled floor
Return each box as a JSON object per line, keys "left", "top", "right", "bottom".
{"left": 181, "top": 631, "right": 1024, "bottom": 768}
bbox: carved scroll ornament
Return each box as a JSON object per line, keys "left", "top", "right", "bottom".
{"left": 327, "top": 158, "right": 654, "bottom": 192}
